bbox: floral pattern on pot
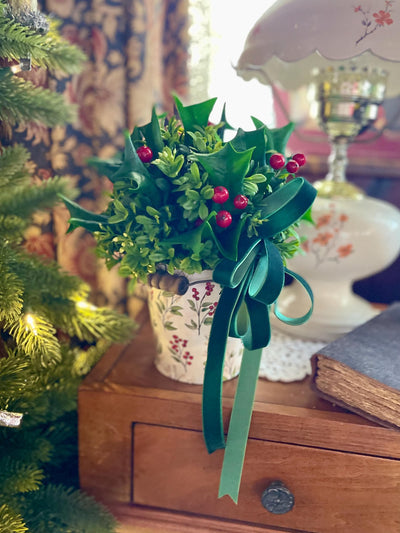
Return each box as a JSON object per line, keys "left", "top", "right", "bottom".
{"left": 148, "top": 271, "right": 243, "bottom": 384}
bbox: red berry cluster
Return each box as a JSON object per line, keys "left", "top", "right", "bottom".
{"left": 170, "top": 334, "right": 188, "bottom": 349}
{"left": 269, "top": 152, "right": 306, "bottom": 175}
{"left": 212, "top": 186, "right": 249, "bottom": 228}
{"left": 205, "top": 281, "right": 215, "bottom": 296}
{"left": 192, "top": 287, "right": 200, "bottom": 301}
{"left": 170, "top": 335, "right": 193, "bottom": 365}
{"left": 208, "top": 301, "right": 219, "bottom": 316}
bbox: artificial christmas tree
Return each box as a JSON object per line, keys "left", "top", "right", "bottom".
{"left": 0, "top": 2, "right": 134, "bottom": 531}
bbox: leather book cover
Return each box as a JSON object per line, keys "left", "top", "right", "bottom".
{"left": 311, "top": 302, "right": 400, "bottom": 430}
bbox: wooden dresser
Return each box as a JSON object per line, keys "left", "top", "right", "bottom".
{"left": 78, "top": 312, "right": 400, "bottom": 533}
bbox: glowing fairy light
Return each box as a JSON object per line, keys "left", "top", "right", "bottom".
{"left": 75, "top": 300, "right": 97, "bottom": 311}
{"left": 24, "top": 313, "right": 38, "bottom": 335}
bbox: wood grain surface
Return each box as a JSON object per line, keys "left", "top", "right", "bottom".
{"left": 79, "top": 313, "right": 400, "bottom": 533}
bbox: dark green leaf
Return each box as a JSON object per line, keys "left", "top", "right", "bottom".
{"left": 59, "top": 194, "right": 109, "bottom": 233}
{"left": 193, "top": 143, "right": 254, "bottom": 196}
{"left": 139, "top": 106, "right": 164, "bottom": 156}
{"left": 230, "top": 127, "right": 266, "bottom": 167}
{"left": 174, "top": 94, "right": 217, "bottom": 132}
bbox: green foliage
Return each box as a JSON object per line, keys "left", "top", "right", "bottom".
{"left": 0, "top": 504, "right": 28, "bottom": 533}
{"left": 0, "top": 3, "right": 130, "bottom": 531}
{"left": 0, "top": 69, "right": 75, "bottom": 127}
{"left": 0, "top": 2, "right": 86, "bottom": 73}
{"left": 63, "top": 96, "right": 310, "bottom": 284}
{"left": 0, "top": 1, "right": 86, "bottom": 130}
{"left": 17, "top": 484, "right": 117, "bottom": 533}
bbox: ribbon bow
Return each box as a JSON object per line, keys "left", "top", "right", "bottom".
{"left": 202, "top": 177, "right": 316, "bottom": 503}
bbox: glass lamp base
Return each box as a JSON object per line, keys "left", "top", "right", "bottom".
{"left": 273, "top": 194, "right": 400, "bottom": 342}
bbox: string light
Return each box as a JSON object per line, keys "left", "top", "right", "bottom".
{"left": 75, "top": 300, "right": 97, "bottom": 311}
{"left": 24, "top": 313, "right": 38, "bottom": 335}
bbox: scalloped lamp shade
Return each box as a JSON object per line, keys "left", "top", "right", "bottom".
{"left": 237, "top": 0, "right": 400, "bottom": 343}
{"left": 237, "top": 0, "right": 400, "bottom": 96}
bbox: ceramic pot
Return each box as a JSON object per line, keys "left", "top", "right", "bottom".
{"left": 148, "top": 270, "right": 243, "bottom": 384}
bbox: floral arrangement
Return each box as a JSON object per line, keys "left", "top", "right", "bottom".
{"left": 62, "top": 95, "right": 312, "bottom": 288}
{"left": 62, "top": 95, "right": 317, "bottom": 502}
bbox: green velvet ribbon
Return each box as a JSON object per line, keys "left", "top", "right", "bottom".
{"left": 202, "top": 177, "right": 316, "bottom": 503}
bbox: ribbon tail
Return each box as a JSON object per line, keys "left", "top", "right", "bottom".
{"left": 217, "top": 342, "right": 266, "bottom": 503}
{"left": 203, "top": 285, "right": 243, "bottom": 453}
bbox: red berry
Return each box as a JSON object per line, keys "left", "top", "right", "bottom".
{"left": 269, "top": 153, "right": 286, "bottom": 170}
{"left": 286, "top": 159, "right": 300, "bottom": 174}
{"left": 292, "top": 153, "right": 306, "bottom": 167}
{"left": 195, "top": 218, "right": 203, "bottom": 227}
{"left": 136, "top": 146, "right": 153, "bottom": 163}
{"left": 212, "top": 186, "right": 229, "bottom": 204}
{"left": 216, "top": 210, "right": 232, "bottom": 228}
{"left": 233, "top": 194, "right": 248, "bottom": 209}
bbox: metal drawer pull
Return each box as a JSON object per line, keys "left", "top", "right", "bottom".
{"left": 261, "top": 480, "right": 295, "bottom": 514}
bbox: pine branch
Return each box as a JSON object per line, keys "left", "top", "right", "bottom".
{"left": 42, "top": 414, "right": 77, "bottom": 468}
{"left": 0, "top": 346, "right": 80, "bottom": 425}
{"left": 0, "top": 7, "right": 86, "bottom": 74}
{"left": 0, "top": 144, "right": 30, "bottom": 186}
{"left": 7, "top": 313, "right": 61, "bottom": 366}
{"left": 0, "top": 427, "right": 53, "bottom": 466}
{"left": 0, "top": 352, "right": 29, "bottom": 404}
{"left": 58, "top": 301, "right": 135, "bottom": 344}
{"left": 72, "top": 339, "right": 112, "bottom": 376}
{"left": 0, "top": 262, "right": 24, "bottom": 322}
{"left": 8, "top": 248, "right": 85, "bottom": 304}
{"left": 0, "top": 176, "right": 69, "bottom": 218}
{"left": 0, "top": 214, "right": 27, "bottom": 243}
{"left": 0, "top": 504, "right": 28, "bottom": 533}
{"left": 18, "top": 484, "right": 117, "bottom": 533}
{"left": 0, "top": 457, "right": 44, "bottom": 496}
{"left": 0, "top": 69, "right": 76, "bottom": 127}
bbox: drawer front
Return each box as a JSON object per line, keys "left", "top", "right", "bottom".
{"left": 133, "top": 424, "right": 400, "bottom": 533}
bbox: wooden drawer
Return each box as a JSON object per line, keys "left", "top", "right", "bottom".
{"left": 133, "top": 423, "right": 400, "bottom": 533}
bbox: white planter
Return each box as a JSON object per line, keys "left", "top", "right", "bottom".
{"left": 148, "top": 270, "right": 243, "bottom": 384}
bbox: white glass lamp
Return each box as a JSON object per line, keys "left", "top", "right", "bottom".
{"left": 237, "top": 0, "right": 400, "bottom": 342}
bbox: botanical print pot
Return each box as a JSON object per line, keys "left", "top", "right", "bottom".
{"left": 147, "top": 270, "right": 243, "bottom": 384}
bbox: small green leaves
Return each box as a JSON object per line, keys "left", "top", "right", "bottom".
{"left": 152, "top": 146, "right": 184, "bottom": 178}
{"left": 62, "top": 96, "right": 316, "bottom": 283}
{"left": 108, "top": 199, "right": 128, "bottom": 223}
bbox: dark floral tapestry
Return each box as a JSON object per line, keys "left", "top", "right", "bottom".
{"left": 19, "top": 0, "right": 189, "bottom": 312}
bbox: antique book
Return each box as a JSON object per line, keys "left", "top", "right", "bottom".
{"left": 310, "top": 302, "right": 400, "bottom": 430}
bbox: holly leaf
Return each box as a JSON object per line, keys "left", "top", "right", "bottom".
{"left": 268, "top": 122, "right": 295, "bottom": 154}
{"left": 107, "top": 132, "right": 161, "bottom": 201}
{"left": 193, "top": 143, "right": 254, "bottom": 196}
{"left": 203, "top": 214, "right": 250, "bottom": 262}
{"left": 162, "top": 220, "right": 205, "bottom": 255}
{"left": 216, "top": 102, "right": 235, "bottom": 138}
{"left": 230, "top": 127, "right": 266, "bottom": 167}
{"left": 174, "top": 94, "right": 217, "bottom": 132}
{"left": 139, "top": 106, "right": 164, "bottom": 157}
{"left": 87, "top": 154, "right": 123, "bottom": 179}
{"left": 301, "top": 206, "right": 315, "bottom": 225}
{"left": 108, "top": 132, "right": 149, "bottom": 182}
{"left": 59, "top": 194, "right": 109, "bottom": 233}
{"left": 251, "top": 117, "right": 295, "bottom": 154}
{"left": 163, "top": 211, "right": 249, "bottom": 262}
